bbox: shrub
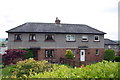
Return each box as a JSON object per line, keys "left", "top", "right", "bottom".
{"left": 64, "top": 49, "right": 74, "bottom": 59}
{"left": 22, "top": 48, "right": 33, "bottom": 59}
{"left": 114, "top": 56, "right": 120, "bottom": 62}
{"left": 13, "top": 58, "right": 54, "bottom": 78}
{"left": 2, "top": 65, "right": 16, "bottom": 78}
{"left": 2, "top": 49, "right": 27, "bottom": 65}
{"left": 27, "top": 61, "right": 118, "bottom": 78}
{"left": 104, "top": 49, "right": 115, "bottom": 61}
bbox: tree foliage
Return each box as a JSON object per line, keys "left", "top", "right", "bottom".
{"left": 22, "top": 48, "right": 33, "bottom": 59}
{"left": 64, "top": 49, "right": 74, "bottom": 59}
{"left": 114, "top": 56, "right": 120, "bottom": 62}
{"left": 2, "top": 49, "right": 27, "bottom": 65}
{"left": 104, "top": 49, "right": 115, "bottom": 61}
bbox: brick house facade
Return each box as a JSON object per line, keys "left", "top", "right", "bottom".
{"left": 37, "top": 48, "right": 104, "bottom": 63}
{"left": 6, "top": 18, "right": 106, "bottom": 63}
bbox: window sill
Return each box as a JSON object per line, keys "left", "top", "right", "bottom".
{"left": 82, "top": 40, "right": 88, "bottom": 42}
{"left": 29, "top": 40, "right": 37, "bottom": 42}
{"left": 44, "top": 40, "right": 55, "bottom": 42}
{"left": 14, "top": 40, "right": 22, "bottom": 42}
{"left": 95, "top": 54, "right": 99, "bottom": 56}
{"left": 93, "top": 40, "right": 100, "bottom": 42}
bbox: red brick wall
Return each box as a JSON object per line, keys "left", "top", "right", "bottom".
{"left": 37, "top": 48, "right": 104, "bottom": 63}
{"left": 85, "top": 48, "right": 104, "bottom": 62}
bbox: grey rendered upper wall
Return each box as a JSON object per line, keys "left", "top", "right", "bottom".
{"left": 8, "top": 33, "right": 104, "bottom": 49}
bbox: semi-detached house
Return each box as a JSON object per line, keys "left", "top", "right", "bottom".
{"left": 6, "top": 18, "right": 106, "bottom": 63}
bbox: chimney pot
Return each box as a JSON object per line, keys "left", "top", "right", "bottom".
{"left": 55, "top": 17, "right": 60, "bottom": 24}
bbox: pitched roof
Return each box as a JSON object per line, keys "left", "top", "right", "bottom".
{"left": 6, "top": 22, "right": 106, "bottom": 34}
{"left": 104, "top": 39, "right": 119, "bottom": 45}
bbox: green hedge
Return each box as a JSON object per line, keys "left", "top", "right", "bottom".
{"left": 104, "top": 49, "right": 115, "bottom": 61}
{"left": 114, "top": 56, "right": 120, "bottom": 62}
{"left": 27, "top": 61, "right": 118, "bottom": 78}
{"left": 3, "top": 60, "right": 119, "bottom": 78}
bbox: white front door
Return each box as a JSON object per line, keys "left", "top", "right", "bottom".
{"left": 80, "top": 50, "right": 85, "bottom": 61}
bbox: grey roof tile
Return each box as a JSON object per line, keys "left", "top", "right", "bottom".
{"left": 6, "top": 22, "right": 106, "bottom": 34}
{"left": 104, "top": 39, "right": 119, "bottom": 45}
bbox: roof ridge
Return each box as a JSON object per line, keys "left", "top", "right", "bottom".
{"left": 26, "top": 22, "right": 88, "bottom": 26}
{"left": 6, "top": 22, "right": 106, "bottom": 34}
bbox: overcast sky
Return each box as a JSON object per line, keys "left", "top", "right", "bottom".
{"left": 0, "top": 0, "right": 119, "bottom": 40}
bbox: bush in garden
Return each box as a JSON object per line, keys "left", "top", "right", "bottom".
{"left": 104, "top": 49, "right": 115, "bottom": 61}
{"left": 22, "top": 48, "right": 33, "bottom": 59}
{"left": 13, "top": 58, "right": 54, "bottom": 78}
{"left": 27, "top": 61, "right": 118, "bottom": 78}
{"left": 114, "top": 56, "right": 120, "bottom": 62}
{"left": 2, "top": 49, "right": 27, "bottom": 65}
{"left": 64, "top": 49, "right": 74, "bottom": 59}
{"left": 2, "top": 65, "right": 16, "bottom": 78}
{"left": 117, "top": 51, "right": 120, "bottom": 56}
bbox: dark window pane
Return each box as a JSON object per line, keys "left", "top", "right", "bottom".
{"left": 45, "top": 35, "right": 54, "bottom": 40}
{"left": 15, "top": 34, "right": 21, "bottom": 40}
{"left": 96, "top": 49, "right": 99, "bottom": 55}
{"left": 94, "top": 35, "right": 99, "bottom": 41}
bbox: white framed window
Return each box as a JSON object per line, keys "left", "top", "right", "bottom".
{"left": 96, "top": 49, "right": 99, "bottom": 55}
{"left": 45, "top": 34, "right": 54, "bottom": 41}
{"left": 66, "top": 35, "right": 75, "bottom": 41}
{"left": 45, "top": 49, "right": 54, "bottom": 58}
{"left": 94, "top": 35, "right": 99, "bottom": 41}
{"left": 108, "top": 45, "right": 111, "bottom": 49}
{"left": 29, "top": 34, "right": 36, "bottom": 40}
{"left": 82, "top": 35, "right": 88, "bottom": 41}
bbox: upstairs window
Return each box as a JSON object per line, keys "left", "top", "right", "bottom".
{"left": 82, "top": 35, "right": 88, "bottom": 41}
{"left": 66, "top": 35, "right": 75, "bottom": 41}
{"left": 14, "top": 34, "right": 21, "bottom": 40}
{"left": 45, "top": 49, "right": 54, "bottom": 58}
{"left": 29, "top": 34, "right": 36, "bottom": 41}
{"left": 45, "top": 34, "right": 54, "bottom": 41}
{"left": 94, "top": 35, "right": 99, "bottom": 41}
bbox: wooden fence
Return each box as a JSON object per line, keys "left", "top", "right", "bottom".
{"left": 60, "top": 58, "right": 82, "bottom": 67}
{"left": 60, "top": 58, "right": 97, "bottom": 67}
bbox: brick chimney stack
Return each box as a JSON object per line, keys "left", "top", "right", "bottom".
{"left": 55, "top": 17, "right": 60, "bottom": 24}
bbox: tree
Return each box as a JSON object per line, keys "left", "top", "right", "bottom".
{"left": 2, "top": 49, "right": 27, "bottom": 65}
{"left": 22, "top": 48, "right": 33, "bottom": 59}
{"left": 64, "top": 49, "right": 74, "bottom": 59}
{"left": 104, "top": 49, "right": 115, "bottom": 61}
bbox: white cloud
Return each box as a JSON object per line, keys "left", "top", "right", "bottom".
{"left": 0, "top": 0, "right": 119, "bottom": 40}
